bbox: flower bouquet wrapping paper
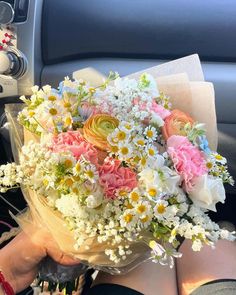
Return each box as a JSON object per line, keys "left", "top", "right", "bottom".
{"left": 0, "top": 55, "right": 235, "bottom": 278}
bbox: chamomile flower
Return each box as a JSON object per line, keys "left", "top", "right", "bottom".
{"left": 20, "top": 108, "right": 37, "bottom": 124}
{"left": 31, "top": 85, "right": 39, "bottom": 94}
{"left": 119, "top": 121, "right": 135, "bottom": 132}
{"left": 63, "top": 113, "right": 73, "bottom": 129}
{"left": 57, "top": 153, "right": 76, "bottom": 169}
{"left": 109, "top": 144, "right": 119, "bottom": 155}
{"left": 117, "top": 142, "right": 133, "bottom": 159}
{"left": 135, "top": 201, "right": 151, "bottom": 217}
{"left": 144, "top": 126, "right": 158, "bottom": 141}
{"left": 139, "top": 214, "right": 152, "bottom": 228}
{"left": 134, "top": 136, "right": 146, "bottom": 148}
{"left": 146, "top": 186, "right": 160, "bottom": 199}
{"left": 129, "top": 189, "right": 142, "bottom": 204}
{"left": 116, "top": 189, "right": 129, "bottom": 198}
{"left": 120, "top": 210, "right": 137, "bottom": 229}
{"left": 138, "top": 155, "right": 149, "bottom": 170}
{"left": 145, "top": 144, "right": 158, "bottom": 158}
{"left": 84, "top": 164, "right": 98, "bottom": 183}
{"left": 44, "top": 102, "right": 63, "bottom": 119}
{"left": 206, "top": 160, "right": 214, "bottom": 170}
{"left": 63, "top": 157, "right": 76, "bottom": 169}
{"left": 154, "top": 200, "right": 169, "bottom": 219}
{"left": 46, "top": 93, "right": 59, "bottom": 102}
{"left": 42, "top": 85, "right": 52, "bottom": 95}
{"left": 191, "top": 239, "right": 203, "bottom": 251}
{"left": 73, "top": 160, "right": 85, "bottom": 176}
{"left": 112, "top": 128, "right": 130, "bottom": 143}
{"left": 211, "top": 152, "right": 227, "bottom": 165}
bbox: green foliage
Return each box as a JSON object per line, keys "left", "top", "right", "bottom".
{"left": 55, "top": 163, "right": 67, "bottom": 178}
{"left": 155, "top": 92, "right": 172, "bottom": 110}
{"left": 185, "top": 122, "right": 206, "bottom": 144}
{"left": 151, "top": 221, "right": 171, "bottom": 241}
{"left": 138, "top": 73, "right": 151, "bottom": 89}
{"left": 77, "top": 84, "right": 88, "bottom": 105}
{"left": 100, "top": 71, "right": 119, "bottom": 90}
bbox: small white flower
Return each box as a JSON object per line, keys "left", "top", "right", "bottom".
{"left": 42, "top": 85, "right": 52, "bottom": 94}
{"left": 150, "top": 112, "right": 164, "bottom": 127}
{"left": 192, "top": 239, "right": 203, "bottom": 251}
{"left": 55, "top": 194, "right": 81, "bottom": 217}
{"left": 31, "top": 85, "right": 39, "bottom": 93}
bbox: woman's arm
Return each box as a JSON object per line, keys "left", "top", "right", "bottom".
{"left": 0, "top": 230, "right": 80, "bottom": 294}
{"left": 0, "top": 232, "right": 46, "bottom": 293}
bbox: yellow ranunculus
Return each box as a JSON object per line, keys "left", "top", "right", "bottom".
{"left": 83, "top": 114, "right": 119, "bottom": 151}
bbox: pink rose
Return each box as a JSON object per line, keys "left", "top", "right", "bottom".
{"left": 51, "top": 130, "right": 98, "bottom": 165}
{"left": 99, "top": 158, "right": 138, "bottom": 199}
{"left": 167, "top": 135, "right": 207, "bottom": 192}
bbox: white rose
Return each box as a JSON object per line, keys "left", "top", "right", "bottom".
{"left": 188, "top": 174, "right": 225, "bottom": 211}
{"left": 139, "top": 168, "right": 160, "bottom": 186}
{"left": 86, "top": 194, "right": 103, "bottom": 208}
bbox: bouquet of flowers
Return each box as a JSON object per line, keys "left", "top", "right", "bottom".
{"left": 0, "top": 56, "right": 235, "bottom": 276}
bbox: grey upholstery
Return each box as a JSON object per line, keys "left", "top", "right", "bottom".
{"left": 41, "top": 0, "right": 236, "bottom": 64}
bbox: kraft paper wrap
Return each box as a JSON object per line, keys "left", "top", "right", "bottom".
{"left": 6, "top": 54, "right": 218, "bottom": 270}
{"left": 73, "top": 54, "right": 217, "bottom": 150}
{"left": 14, "top": 189, "right": 150, "bottom": 268}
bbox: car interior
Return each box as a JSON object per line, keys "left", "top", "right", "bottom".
{"left": 0, "top": 0, "right": 236, "bottom": 293}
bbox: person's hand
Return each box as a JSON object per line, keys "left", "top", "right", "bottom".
{"left": 0, "top": 230, "right": 80, "bottom": 293}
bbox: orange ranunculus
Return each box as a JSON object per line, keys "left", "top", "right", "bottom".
{"left": 83, "top": 114, "right": 119, "bottom": 151}
{"left": 162, "top": 109, "right": 194, "bottom": 141}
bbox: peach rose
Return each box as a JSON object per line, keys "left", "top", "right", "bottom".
{"left": 162, "top": 109, "right": 194, "bottom": 141}
{"left": 83, "top": 114, "right": 119, "bottom": 151}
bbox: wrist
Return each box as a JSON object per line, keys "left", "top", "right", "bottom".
{"left": 0, "top": 270, "right": 15, "bottom": 295}
{"left": 0, "top": 250, "right": 16, "bottom": 293}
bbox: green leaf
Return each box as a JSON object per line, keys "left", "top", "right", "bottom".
{"left": 138, "top": 73, "right": 150, "bottom": 88}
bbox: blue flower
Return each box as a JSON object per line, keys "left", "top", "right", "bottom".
{"left": 58, "top": 81, "right": 77, "bottom": 95}
{"left": 199, "top": 136, "right": 211, "bottom": 154}
{"left": 50, "top": 87, "right": 62, "bottom": 99}
{"left": 77, "top": 106, "right": 93, "bottom": 121}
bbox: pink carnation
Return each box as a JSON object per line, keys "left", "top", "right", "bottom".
{"left": 51, "top": 130, "right": 98, "bottom": 165}
{"left": 167, "top": 135, "right": 207, "bottom": 192}
{"left": 99, "top": 159, "right": 138, "bottom": 199}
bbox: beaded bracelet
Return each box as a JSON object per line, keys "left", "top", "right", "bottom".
{"left": 0, "top": 271, "right": 14, "bottom": 295}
